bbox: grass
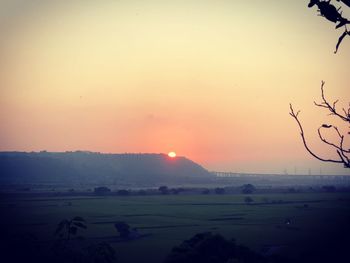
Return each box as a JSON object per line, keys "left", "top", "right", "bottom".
{"left": 1, "top": 192, "right": 350, "bottom": 263}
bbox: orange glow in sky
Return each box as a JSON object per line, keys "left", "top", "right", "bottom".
{"left": 0, "top": 1, "right": 349, "bottom": 175}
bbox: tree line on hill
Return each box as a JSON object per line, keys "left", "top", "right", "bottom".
{"left": 0, "top": 151, "right": 212, "bottom": 186}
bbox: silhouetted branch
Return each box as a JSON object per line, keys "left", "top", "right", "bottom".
{"left": 289, "top": 104, "right": 344, "bottom": 165}
{"left": 318, "top": 125, "right": 350, "bottom": 154}
{"left": 290, "top": 81, "right": 350, "bottom": 168}
{"left": 308, "top": 0, "right": 350, "bottom": 54}
{"left": 335, "top": 29, "right": 350, "bottom": 53}
{"left": 313, "top": 81, "right": 350, "bottom": 122}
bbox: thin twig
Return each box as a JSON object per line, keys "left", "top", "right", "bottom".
{"left": 317, "top": 126, "right": 350, "bottom": 153}
{"left": 314, "top": 81, "right": 350, "bottom": 123}
{"left": 289, "top": 104, "right": 343, "bottom": 164}
{"left": 290, "top": 81, "right": 350, "bottom": 168}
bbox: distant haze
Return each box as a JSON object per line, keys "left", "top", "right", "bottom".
{"left": 0, "top": 1, "right": 349, "bottom": 175}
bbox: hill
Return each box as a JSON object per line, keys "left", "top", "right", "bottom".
{"left": 0, "top": 151, "right": 213, "bottom": 186}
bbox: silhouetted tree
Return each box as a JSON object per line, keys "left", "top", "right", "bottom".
{"left": 163, "top": 232, "right": 266, "bottom": 263}
{"left": 87, "top": 242, "right": 116, "bottom": 263}
{"left": 114, "top": 222, "right": 131, "bottom": 238}
{"left": 53, "top": 217, "right": 117, "bottom": 263}
{"left": 55, "top": 216, "right": 87, "bottom": 241}
{"left": 307, "top": 0, "right": 350, "bottom": 53}
{"left": 290, "top": 81, "right": 349, "bottom": 168}
{"left": 241, "top": 184, "right": 256, "bottom": 194}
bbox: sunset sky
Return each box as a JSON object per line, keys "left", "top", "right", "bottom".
{"left": 0, "top": 0, "right": 349, "bottom": 175}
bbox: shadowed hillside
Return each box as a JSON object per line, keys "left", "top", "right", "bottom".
{"left": 0, "top": 151, "right": 212, "bottom": 186}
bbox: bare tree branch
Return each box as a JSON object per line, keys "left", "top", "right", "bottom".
{"left": 290, "top": 81, "right": 350, "bottom": 168}
{"left": 335, "top": 29, "right": 350, "bottom": 54}
{"left": 314, "top": 81, "right": 350, "bottom": 122}
{"left": 289, "top": 104, "right": 343, "bottom": 164}
{"left": 317, "top": 125, "right": 350, "bottom": 153}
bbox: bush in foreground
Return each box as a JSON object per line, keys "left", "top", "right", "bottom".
{"left": 164, "top": 232, "right": 266, "bottom": 263}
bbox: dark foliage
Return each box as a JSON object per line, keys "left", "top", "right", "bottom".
{"left": 114, "top": 222, "right": 131, "bottom": 238}
{"left": 0, "top": 152, "right": 212, "bottom": 186}
{"left": 0, "top": 216, "right": 117, "bottom": 263}
{"left": 241, "top": 184, "right": 256, "bottom": 194}
{"left": 164, "top": 232, "right": 266, "bottom": 263}
{"left": 307, "top": 0, "right": 350, "bottom": 53}
{"left": 55, "top": 216, "right": 87, "bottom": 241}
{"left": 87, "top": 242, "right": 116, "bottom": 263}
{"left": 52, "top": 216, "right": 117, "bottom": 263}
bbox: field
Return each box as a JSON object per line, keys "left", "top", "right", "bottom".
{"left": 1, "top": 193, "right": 350, "bottom": 262}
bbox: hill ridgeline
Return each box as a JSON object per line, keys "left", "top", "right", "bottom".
{"left": 0, "top": 151, "right": 213, "bottom": 186}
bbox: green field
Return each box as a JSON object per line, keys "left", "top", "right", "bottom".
{"left": 1, "top": 193, "right": 350, "bottom": 262}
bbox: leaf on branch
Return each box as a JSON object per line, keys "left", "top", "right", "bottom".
{"left": 334, "top": 30, "right": 349, "bottom": 53}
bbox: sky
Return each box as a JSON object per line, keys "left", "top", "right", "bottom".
{"left": 0, "top": 0, "right": 349, "bottom": 175}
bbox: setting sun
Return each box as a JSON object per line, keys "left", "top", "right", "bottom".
{"left": 168, "top": 152, "right": 176, "bottom": 158}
